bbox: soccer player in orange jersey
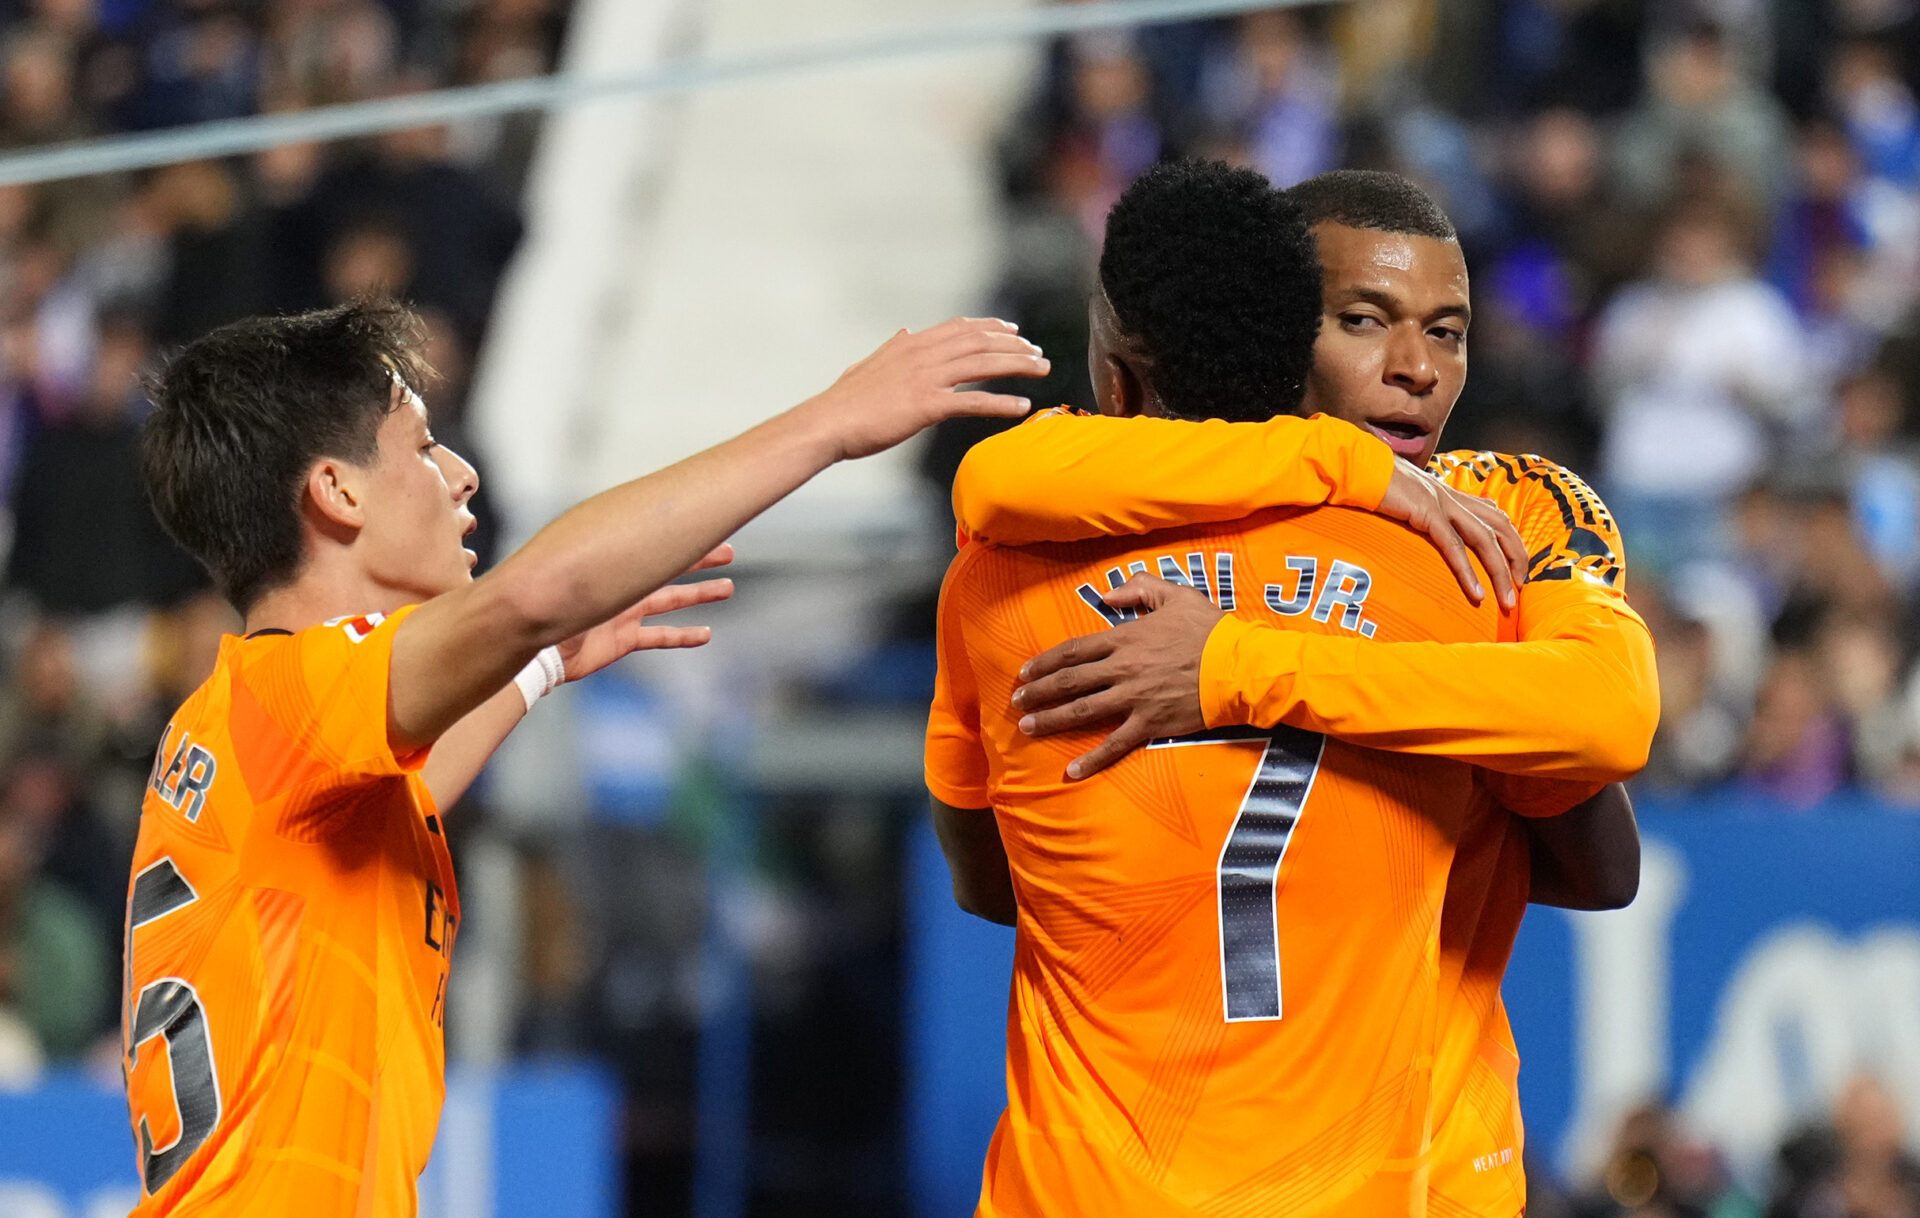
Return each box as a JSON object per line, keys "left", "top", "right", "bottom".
{"left": 948, "top": 170, "right": 1658, "bottom": 1216}
{"left": 925, "top": 161, "right": 1598, "bottom": 1218}
{"left": 123, "top": 300, "right": 1047, "bottom": 1215}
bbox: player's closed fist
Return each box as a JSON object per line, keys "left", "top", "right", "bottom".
{"left": 810, "top": 317, "right": 1047, "bottom": 461}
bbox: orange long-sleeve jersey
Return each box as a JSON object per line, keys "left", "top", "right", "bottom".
{"left": 929, "top": 508, "right": 1535, "bottom": 1217}
{"left": 122, "top": 608, "right": 456, "bottom": 1217}
{"left": 949, "top": 410, "right": 1654, "bottom": 1217}
{"left": 955, "top": 411, "right": 1657, "bottom": 783}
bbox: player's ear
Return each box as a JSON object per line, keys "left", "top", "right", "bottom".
{"left": 1105, "top": 352, "right": 1149, "bottom": 420}
{"left": 304, "top": 458, "right": 365, "bottom": 539}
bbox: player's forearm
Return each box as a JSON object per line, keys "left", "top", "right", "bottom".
{"left": 1524, "top": 784, "right": 1640, "bottom": 910}
{"left": 392, "top": 401, "right": 843, "bottom": 745}
{"left": 496, "top": 400, "right": 841, "bottom": 647}
{"left": 953, "top": 411, "right": 1395, "bottom": 545}
{"left": 930, "top": 796, "right": 1018, "bottom": 926}
{"left": 1200, "top": 606, "right": 1659, "bottom": 781}
{"left": 421, "top": 684, "right": 528, "bottom": 812}
{"left": 396, "top": 319, "right": 1042, "bottom": 749}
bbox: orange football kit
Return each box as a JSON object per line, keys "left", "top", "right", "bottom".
{"left": 926, "top": 489, "right": 1578, "bottom": 1216}
{"left": 121, "top": 607, "right": 457, "bottom": 1216}
{"left": 950, "top": 410, "right": 1653, "bottom": 1217}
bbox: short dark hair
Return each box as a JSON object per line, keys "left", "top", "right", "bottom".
{"left": 142, "top": 301, "right": 429, "bottom": 613}
{"left": 1286, "top": 169, "right": 1457, "bottom": 241}
{"left": 1099, "top": 159, "right": 1321, "bottom": 423}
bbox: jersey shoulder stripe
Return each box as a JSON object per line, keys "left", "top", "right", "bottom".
{"left": 1431, "top": 450, "right": 1624, "bottom": 592}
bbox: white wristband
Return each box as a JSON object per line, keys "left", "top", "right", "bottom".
{"left": 512, "top": 646, "right": 566, "bottom": 712}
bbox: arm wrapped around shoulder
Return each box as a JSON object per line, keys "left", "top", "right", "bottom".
{"left": 952, "top": 411, "right": 1395, "bottom": 546}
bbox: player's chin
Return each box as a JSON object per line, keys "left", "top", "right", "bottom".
{"left": 422, "top": 556, "right": 475, "bottom": 598}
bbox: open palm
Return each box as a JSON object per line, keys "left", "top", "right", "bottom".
{"left": 557, "top": 544, "right": 735, "bottom": 681}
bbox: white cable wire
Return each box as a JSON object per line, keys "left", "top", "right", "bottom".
{"left": 0, "top": 0, "right": 1328, "bottom": 187}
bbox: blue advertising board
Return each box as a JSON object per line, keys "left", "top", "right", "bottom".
{"left": 904, "top": 804, "right": 1920, "bottom": 1212}
{"left": 1506, "top": 800, "right": 1920, "bottom": 1184}
{"left": 0, "top": 1063, "right": 618, "bottom": 1218}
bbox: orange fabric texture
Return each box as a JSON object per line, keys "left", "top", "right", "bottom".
{"left": 941, "top": 413, "right": 1650, "bottom": 1218}
{"left": 952, "top": 409, "right": 1399, "bottom": 549}
{"left": 928, "top": 506, "right": 1503, "bottom": 1216}
{"left": 952, "top": 415, "right": 1656, "bottom": 782}
{"left": 122, "top": 607, "right": 457, "bottom": 1217}
{"left": 1420, "top": 452, "right": 1632, "bottom": 1218}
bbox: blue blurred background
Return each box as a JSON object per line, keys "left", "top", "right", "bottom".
{"left": 2, "top": 0, "right": 1920, "bottom": 1215}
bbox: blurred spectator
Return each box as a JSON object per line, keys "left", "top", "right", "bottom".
{"left": 0, "top": 767, "right": 108, "bottom": 1061}
{"left": 1593, "top": 194, "right": 1812, "bottom": 571}
{"left": 262, "top": 0, "right": 399, "bottom": 109}
{"left": 1740, "top": 648, "right": 1850, "bottom": 809}
{"left": 0, "top": 621, "right": 115, "bottom": 801}
{"left": 147, "top": 158, "right": 267, "bottom": 347}
{"left": 300, "top": 113, "right": 524, "bottom": 337}
{"left": 1614, "top": 22, "right": 1792, "bottom": 212}
{"left": 1835, "top": 368, "right": 1920, "bottom": 592}
{"left": 1768, "top": 117, "right": 1890, "bottom": 399}
{"left": 1639, "top": 585, "right": 1745, "bottom": 791}
{"left": 443, "top": 0, "right": 570, "bottom": 189}
{"left": 1827, "top": 38, "right": 1920, "bottom": 192}
{"left": 1770, "top": 116, "right": 1873, "bottom": 320}
{"left": 322, "top": 212, "right": 417, "bottom": 304}
{"left": 1568, "top": 1101, "right": 1755, "bottom": 1218}
{"left": 120, "top": 3, "right": 258, "bottom": 131}
{"left": 3, "top": 746, "right": 120, "bottom": 965}
{"left": 1047, "top": 33, "right": 1162, "bottom": 243}
{"left": 1770, "top": 1075, "right": 1920, "bottom": 1218}
{"left": 5, "top": 310, "right": 197, "bottom": 613}
{"left": 959, "top": 6, "right": 1920, "bottom": 824}
{"left": 1197, "top": 10, "right": 1338, "bottom": 186}
{"left": 1497, "top": 107, "right": 1644, "bottom": 319}
{"left": 1328, "top": 0, "right": 1431, "bottom": 115}
{"left": 1821, "top": 607, "right": 1910, "bottom": 792}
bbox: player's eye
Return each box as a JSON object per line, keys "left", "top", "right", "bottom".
{"left": 1340, "top": 313, "right": 1384, "bottom": 332}
{"left": 1431, "top": 326, "right": 1465, "bottom": 344}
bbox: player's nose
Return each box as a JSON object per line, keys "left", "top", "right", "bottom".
{"left": 439, "top": 445, "right": 479, "bottom": 506}
{"left": 1383, "top": 327, "right": 1438, "bottom": 396}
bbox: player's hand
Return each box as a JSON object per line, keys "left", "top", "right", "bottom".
{"left": 1010, "top": 575, "right": 1223, "bottom": 780}
{"left": 806, "top": 317, "right": 1047, "bottom": 461}
{"left": 1375, "top": 459, "right": 1528, "bottom": 610}
{"left": 556, "top": 544, "right": 735, "bottom": 681}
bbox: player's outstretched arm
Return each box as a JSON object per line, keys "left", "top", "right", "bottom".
{"left": 953, "top": 410, "right": 1526, "bottom": 609}
{"left": 391, "top": 318, "right": 1047, "bottom": 752}
{"left": 1520, "top": 783, "right": 1640, "bottom": 910}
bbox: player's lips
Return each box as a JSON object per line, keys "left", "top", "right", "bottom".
{"left": 1362, "top": 418, "right": 1431, "bottom": 460}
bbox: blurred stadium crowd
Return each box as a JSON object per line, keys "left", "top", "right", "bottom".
{"left": 963, "top": 0, "right": 1920, "bottom": 818}
{"left": 0, "top": 0, "right": 566, "bottom": 1080}
{"left": 1, "top": 0, "right": 1919, "bottom": 1214}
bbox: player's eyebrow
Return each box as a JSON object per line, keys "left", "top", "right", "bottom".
{"left": 1337, "top": 287, "right": 1471, "bottom": 327}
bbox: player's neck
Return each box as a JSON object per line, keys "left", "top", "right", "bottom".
{"left": 242, "top": 560, "right": 413, "bottom": 637}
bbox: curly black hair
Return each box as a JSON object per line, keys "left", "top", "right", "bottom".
{"left": 143, "top": 300, "right": 433, "bottom": 612}
{"left": 1098, "top": 159, "right": 1321, "bottom": 423}
{"left": 1286, "top": 169, "right": 1457, "bottom": 241}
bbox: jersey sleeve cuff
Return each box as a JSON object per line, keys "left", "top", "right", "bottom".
{"left": 1199, "top": 615, "right": 1259, "bottom": 728}
{"left": 925, "top": 767, "right": 991, "bottom": 810}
